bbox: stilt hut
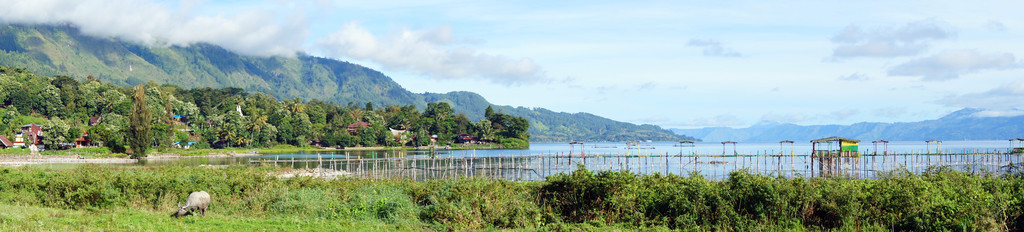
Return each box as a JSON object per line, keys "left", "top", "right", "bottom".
{"left": 779, "top": 140, "right": 794, "bottom": 156}
{"left": 721, "top": 141, "right": 737, "bottom": 156}
{"left": 1011, "top": 138, "right": 1024, "bottom": 154}
{"left": 926, "top": 140, "right": 942, "bottom": 154}
{"left": 569, "top": 141, "right": 584, "bottom": 156}
{"left": 872, "top": 140, "right": 889, "bottom": 155}
{"left": 811, "top": 137, "right": 859, "bottom": 157}
{"left": 679, "top": 140, "right": 695, "bottom": 156}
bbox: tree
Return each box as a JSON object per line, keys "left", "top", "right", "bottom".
{"left": 128, "top": 85, "right": 151, "bottom": 158}
{"left": 485, "top": 105, "right": 495, "bottom": 121}
{"left": 41, "top": 117, "right": 70, "bottom": 150}
{"left": 94, "top": 113, "right": 128, "bottom": 153}
{"left": 475, "top": 119, "right": 494, "bottom": 141}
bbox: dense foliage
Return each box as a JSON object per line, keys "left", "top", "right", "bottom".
{"left": 0, "top": 165, "right": 1022, "bottom": 230}
{"left": 0, "top": 65, "right": 529, "bottom": 151}
{"left": 0, "top": 24, "right": 687, "bottom": 143}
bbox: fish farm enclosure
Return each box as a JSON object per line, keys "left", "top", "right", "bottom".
{"left": 241, "top": 139, "right": 1024, "bottom": 180}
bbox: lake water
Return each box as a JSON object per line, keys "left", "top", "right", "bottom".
{"left": 134, "top": 140, "right": 1024, "bottom": 180}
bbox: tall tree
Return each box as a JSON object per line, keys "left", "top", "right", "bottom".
{"left": 128, "top": 85, "right": 151, "bottom": 158}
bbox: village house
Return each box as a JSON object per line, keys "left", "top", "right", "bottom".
{"left": 12, "top": 123, "right": 44, "bottom": 148}
{"left": 0, "top": 135, "right": 12, "bottom": 149}
{"left": 89, "top": 116, "right": 102, "bottom": 126}
{"left": 346, "top": 122, "right": 370, "bottom": 134}
{"left": 74, "top": 132, "right": 95, "bottom": 148}
{"left": 456, "top": 133, "right": 477, "bottom": 144}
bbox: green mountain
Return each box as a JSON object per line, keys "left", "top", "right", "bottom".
{"left": 0, "top": 24, "right": 689, "bottom": 142}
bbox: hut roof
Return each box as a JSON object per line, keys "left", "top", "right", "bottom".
{"left": 925, "top": 140, "right": 942, "bottom": 143}
{"left": 779, "top": 140, "right": 794, "bottom": 143}
{"left": 810, "top": 136, "right": 860, "bottom": 143}
{"left": 721, "top": 141, "right": 737, "bottom": 144}
{"left": 0, "top": 135, "right": 11, "bottom": 147}
{"left": 1011, "top": 138, "right": 1024, "bottom": 142}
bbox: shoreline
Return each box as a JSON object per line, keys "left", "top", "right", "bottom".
{"left": 0, "top": 145, "right": 525, "bottom": 166}
{"left": 0, "top": 155, "right": 138, "bottom": 167}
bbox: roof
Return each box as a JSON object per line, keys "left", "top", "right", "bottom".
{"left": 389, "top": 128, "right": 406, "bottom": 137}
{"left": 1011, "top": 138, "right": 1023, "bottom": 141}
{"left": 873, "top": 140, "right": 889, "bottom": 143}
{"left": 0, "top": 135, "right": 12, "bottom": 147}
{"left": 810, "top": 136, "right": 860, "bottom": 143}
{"left": 926, "top": 140, "right": 942, "bottom": 143}
{"left": 347, "top": 122, "right": 371, "bottom": 128}
{"left": 721, "top": 141, "right": 737, "bottom": 144}
{"left": 779, "top": 140, "right": 794, "bottom": 143}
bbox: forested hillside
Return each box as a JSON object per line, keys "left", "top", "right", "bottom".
{"left": 0, "top": 24, "right": 686, "bottom": 142}
{"left": 0, "top": 65, "right": 531, "bottom": 155}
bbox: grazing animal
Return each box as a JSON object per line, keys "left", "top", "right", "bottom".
{"left": 173, "top": 191, "right": 211, "bottom": 218}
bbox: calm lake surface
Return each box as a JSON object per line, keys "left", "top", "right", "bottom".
{"left": 130, "top": 140, "right": 1024, "bottom": 180}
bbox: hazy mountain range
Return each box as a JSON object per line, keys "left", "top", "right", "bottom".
{"left": 0, "top": 23, "right": 689, "bottom": 142}
{"left": 672, "top": 108, "right": 1024, "bottom": 142}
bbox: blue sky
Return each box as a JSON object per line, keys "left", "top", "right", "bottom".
{"left": 2, "top": 0, "right": 1023, "bottom": 129}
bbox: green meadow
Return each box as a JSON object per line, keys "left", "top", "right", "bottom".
{"left": 0, "top": 164, "right": 1022, "bottom": 231}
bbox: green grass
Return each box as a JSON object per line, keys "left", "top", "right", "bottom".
{"left": 0, "top": 203, "right": 405, "bottom": 231}
{"left": 0, "top": 164, "right": 1021, "bottom": 231}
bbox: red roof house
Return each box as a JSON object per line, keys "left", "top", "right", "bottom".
{"left": 346, "top": 122, "right": 371, "bottom": 134}
{"left": 0, "top": 135, "right": 12, "bottom": 148}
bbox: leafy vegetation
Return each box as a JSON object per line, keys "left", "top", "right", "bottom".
{"left": 0, "top": 65, "right": 530, "bottom": 152}
{"left": 0, "top": 165, "right": 1021, "bottom": 231}
{"left": 0, "top": 23, "right": 687, "bottom": 143}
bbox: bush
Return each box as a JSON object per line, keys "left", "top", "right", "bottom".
{"left": 0, "top": 165, "right": 1020, "bottom": 230}
{"left": 419, "top": 179, "right": 542, "bottom": 230}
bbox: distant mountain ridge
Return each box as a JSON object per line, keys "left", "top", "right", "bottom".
{"left": 0, "top": 23, "right": 688, "bottom": 142}
{"left": 672, "top": 108, "right": 1024, "bottom": 142}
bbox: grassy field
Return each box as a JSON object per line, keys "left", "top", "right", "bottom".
{"left": 0, "top": 164, "right": 1022, "bottom": 231}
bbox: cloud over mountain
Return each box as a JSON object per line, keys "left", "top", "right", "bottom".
{"left": 317, "top": 23, "right": 546, "bottom": 86}
{"left": 888, "top": 49, "right": 1020, "bottom": 81}
{"left": 938, "top": 81, "right": 1024, "bottom": 116}
{"left": 0, "top": 0, "right": 307, "bottom": 57}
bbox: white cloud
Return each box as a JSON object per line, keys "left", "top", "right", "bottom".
{"left": 973, "top": 109, "right": 1024, "bottom": 117}
{"left": 677, "top": 114, "right": 744, "bottom": 128}
{"left": 317, "top": 23, "right": 545, "bottom": 85}
{"left": 838, "top": 73, "right": 869, "bottom": 81}
{"left": 760, "top": 112, "right": 807, "bottom": 123}
{"left": 760, "top": 109, "right": 858, "bottom": 123}
{"left": 985, "top": 20, "right": 1007, "bottom": 32}
{"left": 938, "top": 81, "right": 1024, "bottom": 111}
{"left": 830, "top": 19, "right": 954, "bottom": 58}
{"left": 687, "top": 39, "right": 741, "bottom": 57}
{"left": 0, "top": 0, "right": 306, "bottom": 57}
{"left": 640, "top": 116, "right": 670, "bottom": 123}
{"left": 872, "top": 107, "right": 907, "bottom": 118}
{"left": 829, "top": 109, "right": 859, "bottom": 120}
{"left": 888, "top": 49, "right": 1020, "bottom": 81}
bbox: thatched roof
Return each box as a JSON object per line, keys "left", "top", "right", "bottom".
{"left": 810, "top": 136, "right": 860, "bottom": 143}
